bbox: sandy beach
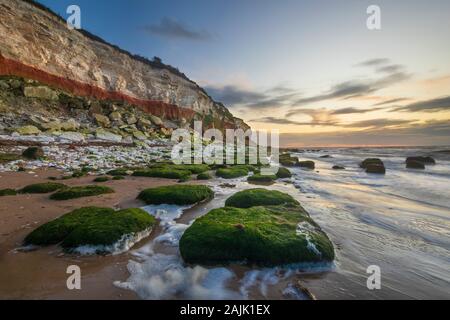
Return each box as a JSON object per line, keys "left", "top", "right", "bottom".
{"left": 0, "top": 169, "right": 179, "bottom": 299}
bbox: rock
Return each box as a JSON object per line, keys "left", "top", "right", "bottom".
{"left": 360, "top": 158, "right": 384, "bottom": 169}
{"left": 138, "top": 185, "right": 214, "bottom": 205}
{"left": 88, "top": 102, "right": 103, "bottom": 116}
{"left": 138, "top": 118, "right": 153, "bottom": 129}
{"left": 297, "top": 161, "right": 315, "bottom": 169}
{"left": 122, "top": 135, "right": 134, "bottom": 144}
{"left": 366, "top": 164, "right": 386, "bottom": 174}
{"left": 124, "top": 114, "right": 137, "bottom": 125}
{"left": 132, "top": 130, "right": 147, "bottom": 141}
{"left": 332, "top": 165, "right": 345, "bottom": 170}
{"left": 95, "top": 129, "right": 122, "bottom": 142}
{"left": 406, "top": 156, "right": 435, "bottom": 165}
{"left": 320, "top": 155, "right": 332, "bottom": 158}
{"left": 94, "top": 113, "right": 111, "bottom": 128}
{"left": 109, "top": 111, "right": 122, "bottom": 122}
{"left": 22, "top": 146, "right": 44, "bottom": 159}
{"left": 149, "top": 115, "right": 163, "bottom": 126}
{"left": 279, "top": 153, "right": 299, "bottom": 167}
{"left": 41, "top": 121, "right": 62, "bottom": 131}
{"left": 24, "top": 207, "right": 155, "bottom": 252}
{"left": 23, "top": 86, "right": 58, "bottom": 100}
{"left": 180, "top": 192, "right": 334, "bottom": 266}
{"left": 160, "top": 127, "right": 173, "bottom": 136}
{"left": 406, "top": 160, "right": 425, "bottom": 169}
{"left": 276, "top": 167, "right": 292, "bottom": 178}
{"left": 60, "top": 119, "right": 80, "bottom": 131}
{"left": 59, "top": 132, "right": 85, "bottom": 142}
{"left": 16, "top": 125, "right": 41, "bottom": 135}
{"left": 0, "top": 80, "right": 10, "bottom": 90}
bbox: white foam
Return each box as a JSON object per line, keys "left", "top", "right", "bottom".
{"left": 71, "top": 227, "right": 153, "bottom": 255}
{"left": 296, "top": 222, "right": 322, "bottom": 256}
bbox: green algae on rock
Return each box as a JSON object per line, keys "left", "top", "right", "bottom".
{"left": 24, "top": 207, "right": 156, "bottom": 252}
{"left": 247, "top": 174, "right": 277, "bottom": 184}
{"left": 216, "top": 166, "right": 249, "bottom": 179}
{"left": 20, "top": 182, "right": 66, "bottom": 194}
{"left": 132, "top": 167, "right": 192, "bottom": 181}
{"left": 179, "top": 204, "right": 335, "bottom": 266}
{"left": 276, "top": 167, "right": 292, "bottom": 178}
{"left": 50, "top": 185, "right": 114, "bottom": 200}
{"left": 138, "top": 184, "right": 214, "bottom": 205}
{"left": 225, "top": 188, "right": 299, "bottom": 208}
{"left": 0, "top": 188, "right": 18, "bottom": 196}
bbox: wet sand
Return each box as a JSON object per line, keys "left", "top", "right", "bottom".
{"left": 0, "top": 169, "right": 179, "bottom": 299}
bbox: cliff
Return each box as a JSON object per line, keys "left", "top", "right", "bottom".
{"left": 0, "top": 0, "right": 248, "bottom": 131}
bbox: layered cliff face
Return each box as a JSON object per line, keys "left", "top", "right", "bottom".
{"left": 0, "top": 0, "right": 247, "bottom": 131}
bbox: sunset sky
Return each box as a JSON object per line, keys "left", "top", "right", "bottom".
{"left": 39, "top": 0, "right": 450, "bottom": 146}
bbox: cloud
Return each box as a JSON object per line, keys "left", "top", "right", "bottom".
{"left": 373, "top": 98, "right": 409, "bottom": 106}
{"left": 205, "top": 84, "right": 300, "bottom": 109}
{"left": 342, "top": 118, "right": 414, "bottom": 128}
{"left": 292, "top": 71, "right": 410, "bottom": 106}
{"left": 393, "top": 96, "right": 450, "bottom": 112}
{"left": 280, "top": 120, "right": 450, "bottom": 147}
{"left": 250, "top": 116, "right": 337, "bottom": 126}
{"left": 356, "top": 58, "right": 390, "bottom": 67}
{"left": 376, "top": 64, "right": 404, "bottom": 74}
{"left": 143, "top": 17, "right": 212, "bottom": 41}
{"left": 329, "top": 107, "right": 384, "bottom": 115}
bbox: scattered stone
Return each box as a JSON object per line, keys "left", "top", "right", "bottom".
{"left": 60, "top": 119, "right": 80, "bottom": 131}
{"left": 124, "top": 114, "right": 137, "bottom": 125}
{"left": 320, "top": 155, "right": 332, "bottom": 158}
{"left": 406, "top": 160, "right": 425, "bottom": 169}
{"left": 59, "top": 132, "right": 85, "bottom": 142}
{"left": 132, "top": 130, "right": 147, "bottom": 141}
{"left": 366, "top": 164, "right": 386, "bottom": 174}
{"left": 332, "top": 165, "right": 345, "bottom": 170}
{"left": 149, "top": 115, "right": 163, "bottom": 126}
{"left": 406, "top": 156, "right": 435, "bottom": 165}
{"left": 109, "top": 111, "right": 122, "bottom": 122}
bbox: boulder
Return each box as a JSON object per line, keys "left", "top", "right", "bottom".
{"left": 41, "top": 121, "right": 62, "bottom": 131}
{"left": 138, "top": 118, "right": 153, "bottom": 129}
{"left": 360, "top": 158, "right": 384, "bottom": 169}
{"left": 22, "top": 146, "right": 44, "bottom": 159}
{"left": 23, "top": 86, "right": 58, "bottom": 100}
{"left": 406, "top": 160, "right": 425, "bottom": 169}
{"left": 94, "top": 113, "right": 111, "bottom": 128}
{"left": 297, "top": 161, "right": 315, "bottom": 169}
{"left": 109, "top": 111, "right": 122, "bottom": 122}
{"left": 16, "top": 125, "right": 41, "bottom": 135}
{"left": 59, "top": 132, "right": 85, "bottom": 142}
{"left": 95, "top": 129, "right": 122, "bottom": 142}
{"left": 366, "top": 164, "right": 386, "bottom": 174}
{"left": 332, "top": 165, "right": 345, "bottom": 170}
{"left": 149, "top": 115, "right": 163, "bottom": 126}
{"left": 60, "top": 119, "right": 80, "bottom": 131}
{"left": 132, "top": 130, "right": 147, "bottom": 141}
{"left": 124, "top": 114, "right": 137, "bottom": 125}
{"left": 406, "top": 156, "right": 435, "bottom": 165}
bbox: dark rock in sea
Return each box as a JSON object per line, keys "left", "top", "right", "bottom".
{"left": 406, "top": 160, "right": 425, "bottom": 169}
{"left": 332, "top": 165, "right": 345, "bottom": 170}
{"left": 22, "top": 146, "right": 44, "bottom": 160}
{"left": 297, "top": 161, "right": 315, "bottom": 169}
{"left": 406, "top": 156, "right": 436, "bottom": 165}
{"left": 366, "top": 164, "right": 386, "bottom": 174}
{"left": 279, "top": 153, "right": 299, "bottom": 167}
{"left": 320, "top": 155, "right": 332, "bottom": 158}
{"left": 360, "top": 158, "right": 384, "bottom": 169}
{"left": 276, "top": 167, "right": 292, "bottom": 178}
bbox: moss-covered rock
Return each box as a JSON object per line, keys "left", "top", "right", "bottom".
{"left": 107, "top": 168, "right": 131, "bottom": 176}
{"left": 247, "top": 174, "right": 277, "bottom": 184}
{"left": 93, "top": 176, "right": 110, "bottom": 182}
{"left": 180, "top": 205, "right": 334, "bottom": 266}
{"left": 22, "top": 146, "right": 44, "bottom": 160}
{"left": 21, "top": 182, "right": 66, "bottom": 194}
{"left": 50, "top": 185, "right": 114, "bottom": 200}
{"left": 225, "top": 188, "right": 299, "bottom": 208}
{"left": 24, "top": 207, "right": 156, "bottom": 250}
{"left": 0, "top": 189, "right": 17, "bottom": 197}
{"left": 298, "top": 161, "right": 315, "bottom": 169}
{"left": 276, "top": 167, "right": 292, "bottom": 178}
{"left": 138, "top": 185, "right": 214, "bottom": 205}
{"left": 0, "top": 153, "right": 21, "bottom": 163}
{"left": 197, "top": 172, "right": 212, "bottom": 180}
{"left": 112, "top": 175, "right": 125, "bottom": 180}
{"left": 279, "top": 153, "right": 299, "bottom": 167}
{"left": 216, "top": 167, "right": 249, "bottom": 179}
{"left": 132, "top": 168, "right": 191, "bottom": 181}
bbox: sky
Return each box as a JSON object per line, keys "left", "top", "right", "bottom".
{"left": 38, "top": 0, "right": 450, "bottom": 147}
